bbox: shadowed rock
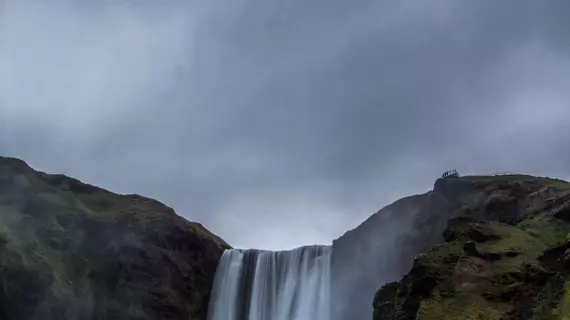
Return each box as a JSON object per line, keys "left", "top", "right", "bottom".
{"left": 0, "top": 157, "right": 230, "bottom": 320}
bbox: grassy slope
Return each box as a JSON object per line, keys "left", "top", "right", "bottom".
{"left": 0, "top": 157, "right": 230, "bottom": 320}
{"left": 373, "top": 174, "right": 570, "bottom": 320}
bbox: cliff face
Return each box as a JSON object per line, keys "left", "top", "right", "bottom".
{"left": 331, "top": 176, "right": 474, "bottom": 320}
{"left": 0, "top": 157, "right": 230, "bottom": 320}
{"left": 372, "top": 175, "right": 570, "bottom": 320}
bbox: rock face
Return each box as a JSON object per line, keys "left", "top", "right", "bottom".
{"left": 0, "top": 157, "right": 230, "bottom": 320}
{"left": 331, "top": 176, "right": 477, "bottom": 320}
{"left": 372, "top": 175, "right": 570, "bottom": 320}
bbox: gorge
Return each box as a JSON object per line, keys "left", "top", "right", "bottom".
{"left": 2, "top": 155, "right": 570, "bottom": 319}
{"left": 205, "top": 172, "right": 464, "bottom": 320}
{"left": 206, "top": 173, "right": 570, "bottom": 319}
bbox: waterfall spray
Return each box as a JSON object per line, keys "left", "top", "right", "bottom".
{"left": 208, "top": 245, "right": 331, "bottom": 320}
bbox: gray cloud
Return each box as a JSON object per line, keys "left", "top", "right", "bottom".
{"left": 2, "top": 0, "right": 570, "bottom": 249}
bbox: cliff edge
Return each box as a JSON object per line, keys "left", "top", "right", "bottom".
{"left": 373, "top": 174, "right": 570, "bottom": 319}
{"left": 0, "top": 157, "right": 230, "bottom": 320}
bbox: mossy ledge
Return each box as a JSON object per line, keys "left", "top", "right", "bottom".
{"left": 0, "top": 156, "right": 230, "bottom": 319}
{"left": 373, "top": 174, "right": 570, "bottom": 320}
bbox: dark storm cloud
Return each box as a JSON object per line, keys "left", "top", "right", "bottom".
{"left": 2, "top": 0, "right": 570, "bottom": 249}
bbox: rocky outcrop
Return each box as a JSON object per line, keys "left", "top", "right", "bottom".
{"left": 0, "top": 157, "right": 230, "bottom": 320}
{"left": 372, "top": 175, "right": 570, "bottom": 320}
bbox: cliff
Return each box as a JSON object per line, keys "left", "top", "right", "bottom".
{"left": 372, "top": 175, "right": 570, "bottom": 319}
{"left": 0, "top": 157, "right": 230, "bottom": 320}
{"left": 331, "top": 175, "right": 469, "bottom": 320}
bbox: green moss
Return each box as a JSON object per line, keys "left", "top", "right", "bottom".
{"left": 0, "top": 157, "right": 231, "bottom": 319}
{"left": 519, "top": 212, "right": 570, "bottom": 248}
{"left": 478, "top": 223, "right": 547, "bottom": 275}
{"left": 480, "top": 222, "right": 543, "bottom": 253}
{"left": 531, "top": 275, "right": 564, "bottom": 320}
{"left": 417, "top": 240, "right": 462, "bottom": 269}
{"left": 75, "top": 191, "right": 120, "bottom": 217}
{"left": 371, "top": 174, "right": 570, "bottom": 320}
{"left": 384, "top": 220, "right": 561, "bottom": 319}
{"left": 553, "top": 280, "right": 570, "bottom": 319}
{"left": 417, "top": 294, "right": 509, "bottom": 320}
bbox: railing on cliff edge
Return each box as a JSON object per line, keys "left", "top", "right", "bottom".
{"left": 441, "top": 169, "right": 460, "bottom": 179}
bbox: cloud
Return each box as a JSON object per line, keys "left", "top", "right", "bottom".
{"left": 2, "top": 0, "right": 570, "bottom": 249}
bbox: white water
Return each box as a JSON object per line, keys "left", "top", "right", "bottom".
{"left": 207, "top": 245, "right": 332, "bottom": 320}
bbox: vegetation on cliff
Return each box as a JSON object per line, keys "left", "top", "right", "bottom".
{"left": 0, "top": 157, "right": 230, "bottom": 319}
{"left": 373, "top": 174, "right": 570, "bottom": 320}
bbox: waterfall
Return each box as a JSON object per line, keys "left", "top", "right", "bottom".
{"left": 207, "top": 245, "right": 332, "bottom": 320}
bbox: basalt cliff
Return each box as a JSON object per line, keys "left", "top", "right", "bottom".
{"left": 0, "top": 157, "right": 230, "bottom": 319}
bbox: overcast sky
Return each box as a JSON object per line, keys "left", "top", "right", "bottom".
{"left": 1, "top": 0, "right": 569, "bottom": 250}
